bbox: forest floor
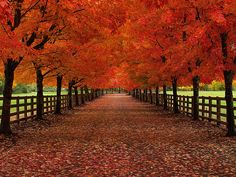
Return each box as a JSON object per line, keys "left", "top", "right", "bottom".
{"left": 0, "top": 94, "right": 236, "bottom": 176}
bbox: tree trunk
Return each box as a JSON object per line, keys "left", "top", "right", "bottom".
{"left": 84, "top": 86, "right": 90, "bottom": 101}
{"left": 192, "top": 76, "right": 200, "bottom": 120}
{"left": 163, "top": 85, "right": 168, "bottom": 110}
{"left": 224, "top": 70, "right": 236, "bottom": 136}
{"left": 68, "top": 81, "right": 73, "bottom": 110}
{"left": 139, "top": 89, "right": 142, "bottom": 101}
{"left": 144, "top": 89, "right": 146, "bottom": 102}
{"left": 91, "top": 89, "right": 94, "bottom": 100}
{"left": 55, "top": 75, "right": 62, "bottom": 114}
{"left": 156, "top": 86, "right": 159, "bottom": 106}
{"left": 172, "top": 78, "right": 179, "bottom": 114}
{"left": 220, "top": 32, "right": 235, "bottom": 136}
{"left": 36, "top": 68, "right": 44, "bottom": 120}
{"left": 142, "top": 90, "right": 145, "bottom": 101}
{"left": 146, "top": 89, "right": 149, "bottom": 102}
{"left": 0, "top": 59, "right": 20, "bottom": 135}
{"left": 141, "top": 90, "right": 144, "bottom": 101}
{"left": 81, "top": 87, "right": 85, "bottom": 104}
{"left": 149, "top": 89, "right": 153, "bottom": 104}
{"left": 96, "top": 89, "right": 99, "bottom": 97}
{"left": 98, "top": 89, "right": 101, "bottom": 96}
{"left": 74, "top": 86, "right": 79, "bottom": 106}
{"left": 94, "top": 89, "right": 98, "bottom": 98}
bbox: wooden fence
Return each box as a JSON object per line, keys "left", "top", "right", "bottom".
{"left": 0, "top": 93, "right": 95, "bottom": 124}
{"left": 137, "top": 93, "right": 236, "bottom": 127}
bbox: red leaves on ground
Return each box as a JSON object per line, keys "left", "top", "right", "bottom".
{"left": 0, "top": 94, "right": 236, "bottom": 176}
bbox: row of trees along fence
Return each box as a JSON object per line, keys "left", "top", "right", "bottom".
{"left": 132, "top": 90, "right": 236, "bottom": 136}
{"left": 0, "top": 91, "right": 103, "bottom": 124}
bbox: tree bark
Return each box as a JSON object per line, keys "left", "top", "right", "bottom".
{"left": 94, "top": 89, "right": 97, "bottom": 98}
{"left": 81, "top": 87, "right": 85, "bottom": 104}
{"left": 74, "top": 86, "right": 79, "bottom": 106}
{"left": 146, "top": 89, "right": 149, "bottom": 102}
{"left": 68, "top": 81, "right": 73, "bottom": 110}
{"left": 55, "top": 75, "right": 62, "bottom": 114}
{"left": 0, "top": 59, "right": 20, "bottom": 135}
{"left": 142, "top": 89, "right": 145, "bottom": 102}
{"left": 149, "top": 89, "right": 153, "bottom": 104}
{"left": 132, "top": 89, "right": 135, "bottom": 97}
{"left": 172, "top": 78, "right": 179, "bottom": 114}
{"left": 192, "top": 76, "right": 200, "bottom": 120}
{"left": 220, "top": 32, "right": 235, "bottom": 136}
{"left": 84, "top": 86, "right": 90, "bottom": 101}
{"left": 98, "top": 89, "right": 101, "bottom": 96}
{"left": 163, "top": 85, "right": 168, "bottom": 110}
{"left": 142, "top": 90, "right": 145, "bottom": 101}
{"left": 96, "top": 89, "right": 99, "bottom": 97}
{"left": 224, "top": 70, "right": 236, "bottom": 136}
{"left": 143, "top": 89, "right": 146, "bottom": 102}
{"left": 91, "top": 89, "right": 94, "bottom": 100}
{"left": 139, "top": 89, "right": 142, "bottom": 101}
{"left": 156, "top": 86, "right": 159, "bottom": 106}
{"left": 36, "top": 68, "right": 44, "bottom": 120}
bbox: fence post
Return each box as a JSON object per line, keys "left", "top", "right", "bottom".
{"left": 149, "top": 89, "right": 153, "bottom": 104}
{"left": 202, "top": 97, "right": 205, "bottom": 120}
{"left": 16, "top": 97, "right": 20, "bottom": 124}
{"left": 46, "top": 96, "right": 49, "bottom": 114}
{"left": 31, "top": 97, "right": 34, "bottom": 118}
{"left": 187, "top": 96, "right": 190, "bottom": 115}
{"left": 163, "top": 85, "right": 167, "bottom": 110}
{"left": 216, "top": 97, "right": 221, "bottom": 126}
{"left": 24, "top": 97, "right": 27, "bottom": 120}
{"left": 183, "top": 96, "right": 186, "bottom": 115}
{"left": 209, "top": 97, "right": 212, "bottom": 122}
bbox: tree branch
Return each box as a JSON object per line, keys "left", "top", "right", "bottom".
{"left": 21, "top": 0, "right": 41, "bottom": 19}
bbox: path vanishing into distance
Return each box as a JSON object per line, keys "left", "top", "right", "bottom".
{"left": 0, "top": 94, "right": 236, "bottom": 176}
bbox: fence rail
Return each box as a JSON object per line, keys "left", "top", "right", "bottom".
{"left": 0, "top": 93, "right": 95, "bottom": 124}
{"left": 137, "top": 93, "right": 236, "bottom": 127}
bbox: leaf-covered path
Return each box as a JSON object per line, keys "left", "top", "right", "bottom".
{"left": 1, "top": 94, "right": 236, "bottom": 176}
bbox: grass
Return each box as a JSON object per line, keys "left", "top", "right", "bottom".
{"left": 0, "top": 91, "right": 69, "bottom": 116}
{"left": 165, "top": 90, "right": 236, "bottom": 108}
{"left": 162, "top": 90, "right": 236, "bottom": 123}
{"left": 165, "top": 91, "right": 236, "bottom": 107}
{"left": 0, "top": 91, "right": 69, "bottom": 97}
{"left": 166, "top": 90, "right": 236, "bottom": 97}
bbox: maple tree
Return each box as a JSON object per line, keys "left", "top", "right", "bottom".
{"left": 0, "top": 0, "right": 235, "bottom": 136}
{"left": 117, "top": 0, "right": 236, "bottom": 136}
